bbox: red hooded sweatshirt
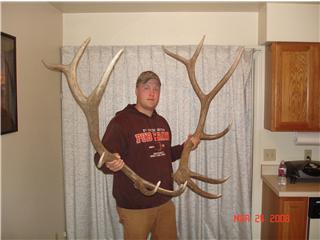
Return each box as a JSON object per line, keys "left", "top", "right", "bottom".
{"left": 94, "top": 104, "right": 183, "bottom": 209}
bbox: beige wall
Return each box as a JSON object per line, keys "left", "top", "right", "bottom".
{"left": 266, "top": 3, "right": 319, "bottom": 42}
{"left": 63, "top": 12, "right": 258, "bottom": 46}
{"left": 1, "top": 3, "right": 65, "bottom": 239}
{"left": 259, "top": 3, "right": 319, "bottom": 43}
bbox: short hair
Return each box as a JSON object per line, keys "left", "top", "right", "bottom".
{"left": 136, "top": 71, "right": 161, "bottom": 87}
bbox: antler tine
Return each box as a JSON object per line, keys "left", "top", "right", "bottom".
{"left": 190, "top": 171, "right": 230, "bottom": 184}
{"left": 134, "top": 181, "right": 162, "bottom": 197}
{"left": 207, "top": 47, "right": 244, "bottom": 101}
{"left": 201, "top": 122, "right": 232, "bottom": 140}
{"left": 151, "top": 180, "right": 188, "bottom": 197}
{"left": 97, "top": 152, "right": 106, "bottom": 168}
{"left": 162, "top": 46, "right": 189, "bottom": 65}
{"left": 42, "top": 38, "right": 91, "bottom": 74}
{"left": 187, "top": 179, "right": 222, "bottom": 199}
{"left": 44, "top": 38, "right": 189, "bottom": 198}
{"left": 42, "top": 38, "right": 92, "bottom": 107}
{"left": 162, "top": 35, "right": 205, "bottom": 67}
{"left": 190, "top": 35, "right": 206, "bottom": 64}
{"left": 162, "top": 36, "right": 206, "bottom": 100}
{"left": 90, "top": 49, "right": 124, "bottom": 104}
{"left": 41, "top": 61, "right": 68, "bottom": 74}
{"left": 134, "top": 180, "right": 187, "bottom": 197}
{"left": 70, "top": 37, "right": 91, "bottom": 71}
{"left": 126, "top": 172, "right": 187, "bottom": 197}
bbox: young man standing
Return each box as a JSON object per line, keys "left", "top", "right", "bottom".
{"left": 94, "top": 71, "right": 199, "bottom": 240}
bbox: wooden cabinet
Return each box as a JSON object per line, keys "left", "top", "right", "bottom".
{"left": 264, "top": 42, "right": 320, "bottom": 131}
{"left": 261, "top": 182, "right": 309, "bottom": 240}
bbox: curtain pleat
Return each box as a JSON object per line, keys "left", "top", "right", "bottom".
{"left": 62, "top": 44, "right": 254, "bottom": 240}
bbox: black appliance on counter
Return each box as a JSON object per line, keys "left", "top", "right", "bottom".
{"left": 285, "top": 160, "right": 320, "bottom": 184}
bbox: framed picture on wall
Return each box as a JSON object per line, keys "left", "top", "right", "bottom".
{"left": 1, "top": 32, "right": 18, "bottom": 135}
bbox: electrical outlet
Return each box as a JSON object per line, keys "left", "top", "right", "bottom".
{"left": 304, "top": 149, "right": 312, "bottom": 160}
{"left": 264, "top": 149, "right": 276, "bottom": 161}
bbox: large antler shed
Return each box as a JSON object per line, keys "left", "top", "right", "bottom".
{"left": 163, "top": 36, "right": 244, "bottom": 199}
{"left": 43, "top": 38, "right": 187, "bottom": 197}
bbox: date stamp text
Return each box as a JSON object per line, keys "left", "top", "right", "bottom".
{"left": 233, "top": 214, "right": 290, "bottom": 223}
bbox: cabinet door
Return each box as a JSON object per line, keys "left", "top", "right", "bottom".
{"left": 279, "top": 197, "right": 309, "bottom": 240}
{"left": 265, "top": 42, "right": 320, "bottom": 131}
{"left": 261, "top": 183, "right": 309, "bottom": 240}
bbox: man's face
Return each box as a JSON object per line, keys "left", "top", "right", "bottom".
{"left": 135, "top": 79, "right": 161, "bottom": 112}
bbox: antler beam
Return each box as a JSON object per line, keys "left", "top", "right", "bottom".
{"left": 43, "top": 38, "right": 187, "bottom": 197}
{"left": 163, "top": 35, "right": 244, "bottom": 199}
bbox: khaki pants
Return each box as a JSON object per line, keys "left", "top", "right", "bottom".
{"left": 116, "top": 201, "right": 177, "bottom": 240}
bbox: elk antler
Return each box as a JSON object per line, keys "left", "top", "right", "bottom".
{"left": 163, "top": 36, "right": 244, "bottom": 199}
{"left": 43, "top": 38, "right": 187, "bottom": 197}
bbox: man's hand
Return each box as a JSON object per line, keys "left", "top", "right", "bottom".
{"left": 105, "top": 153, "right": 124, "bottom": 172}
{"left": 187, "top": 134, "right": 200, "bottom": 150}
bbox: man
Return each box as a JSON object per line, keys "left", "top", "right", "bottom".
{"left": 94, "top": 71, "right": 199, "bottom": 240}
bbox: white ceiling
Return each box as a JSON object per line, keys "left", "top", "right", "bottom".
{"left": 50, "top": 1, "right": 263, "bottom": 13}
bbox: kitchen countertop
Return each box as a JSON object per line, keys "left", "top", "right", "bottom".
{"left": 262, "top": 175, "right": 320, "bottom": 197}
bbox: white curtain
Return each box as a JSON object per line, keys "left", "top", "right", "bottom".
{"left": 61, "top": 43, "right": 254, "bottom": 240}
